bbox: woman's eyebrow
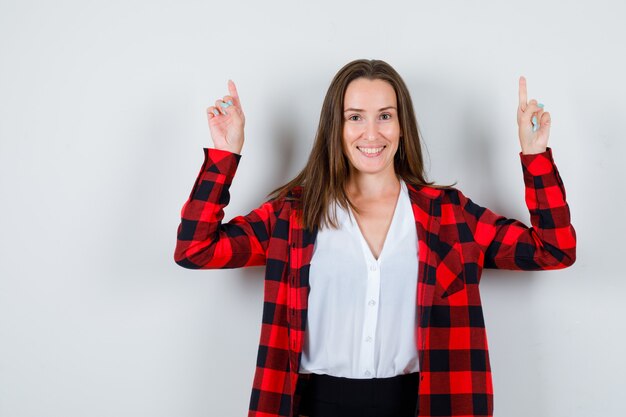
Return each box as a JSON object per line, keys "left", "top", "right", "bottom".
{"left": 343, "top": 106, "right": 397, "bottom": 112}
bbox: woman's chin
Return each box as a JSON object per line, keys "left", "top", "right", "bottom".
{"left": 351, "top": 162, "right": 391, "bottom": 176}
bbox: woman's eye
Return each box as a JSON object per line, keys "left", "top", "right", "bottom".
{"left": 347, "top": 113, "right": 391, "bottom": 121}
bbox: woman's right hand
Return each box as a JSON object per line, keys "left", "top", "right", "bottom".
{"left": 206, "top": 79, "right": 245, "bottom": 154}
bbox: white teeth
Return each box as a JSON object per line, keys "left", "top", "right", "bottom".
{"left": 357, "top": 146, "right": 384, "bottom": 154}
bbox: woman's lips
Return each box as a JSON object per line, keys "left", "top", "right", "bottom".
{"left": 357, "top": 145, "right": 385, "bottom": 157}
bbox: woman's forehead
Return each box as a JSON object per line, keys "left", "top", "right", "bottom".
{"left": 344, "top": 79, "right": 397, "bottom": 109}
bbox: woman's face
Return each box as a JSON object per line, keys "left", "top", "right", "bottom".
{"left": 342, "top": 77, "right": 401, "bottom": 178}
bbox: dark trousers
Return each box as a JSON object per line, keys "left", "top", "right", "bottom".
{"left": 299, "top": 372, "right": 419, "bottom": 417}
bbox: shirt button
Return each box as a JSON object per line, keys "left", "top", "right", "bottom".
{"left": 368, "top": 299, "right": 376, "bottom": 306}
{"left": 365, "top": 336, "right": 372, "bottom": 342}
{"left": 369, "top": 264, "right": 377, "bottom": 271}
{"left": 364, "top": 370, "right": 371, "bottom": 376}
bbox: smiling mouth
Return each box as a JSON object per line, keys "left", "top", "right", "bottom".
{"left": 357, "top": 146, "right": 386, "bottom": 156}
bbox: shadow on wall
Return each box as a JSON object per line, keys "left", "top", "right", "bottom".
{"left": 240, "top": 93, "right": 301, "bottom": 281}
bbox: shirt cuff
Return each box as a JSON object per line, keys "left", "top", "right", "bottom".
{"left": 201, "top": 147, "right": 242, "bottom": 178}
{"left": 519, "top": 146, "right": 555, "bottom": 176}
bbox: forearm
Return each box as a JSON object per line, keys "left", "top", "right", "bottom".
{"left": 487, "top": 147, "right": 576, "bottom": 269}
{"left": 174, "top": 148, "right": 269, "bottom": 269}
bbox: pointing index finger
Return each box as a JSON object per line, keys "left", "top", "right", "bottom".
{"left": 228, "top": 79, "right": 242, "bottom": 110}
{"left": 519, "top": 76, "right": 527, "bottom": 110}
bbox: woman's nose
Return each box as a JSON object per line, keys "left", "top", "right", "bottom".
{"left": 365, "top": 120, "right": 379, "bottom": 139}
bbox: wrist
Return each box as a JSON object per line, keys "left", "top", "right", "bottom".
{"left": 212, "top": 146, "right": 242, "bottom": 155}
{"left": 520, "top": 146, "right": 548, "bottom": 155}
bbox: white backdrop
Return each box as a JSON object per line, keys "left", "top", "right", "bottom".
{"left": 1, "top": 1, "right": 624, "bottom": 416}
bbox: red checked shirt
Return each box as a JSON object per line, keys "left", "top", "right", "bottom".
{"left": 174, "top": 146, "right": 576, "bottom": 417}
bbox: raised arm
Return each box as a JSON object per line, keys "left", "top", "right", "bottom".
{"left": 174, "top": 148, "right": 282, "bottom": 269}
{"left": 458, "top": 147, "right": 576, "bottom": 270}
{"left": 457, "top": 76, "right": 575, "bottom": 270}
{"left": 174, "top": 80, "right": 280, "bottom": 269}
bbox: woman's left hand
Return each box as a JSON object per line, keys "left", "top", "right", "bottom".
{"left": 517, "top": 76, "right": 550, "bottom": 155}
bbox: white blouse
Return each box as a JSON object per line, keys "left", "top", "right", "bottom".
{"left": 299, "top": 178, "right": 420, "bottom": 379}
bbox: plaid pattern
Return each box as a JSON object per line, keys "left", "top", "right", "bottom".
{"left": 175, "top": 146, "right": 576, "bottom": 417}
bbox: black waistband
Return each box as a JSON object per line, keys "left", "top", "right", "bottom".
{"left": 308, "top": 372, "right": 419, "bottom": 388}
{"left": 301, "top": 372, "right": 420, "bottom": 411}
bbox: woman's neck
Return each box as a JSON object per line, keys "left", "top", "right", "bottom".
{"left": 345, "top": 170, "right": 401, "bottom": 201}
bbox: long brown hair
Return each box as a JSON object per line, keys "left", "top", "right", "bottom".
{"left": 266, "top": 59, "right": 456, "bottom": 232}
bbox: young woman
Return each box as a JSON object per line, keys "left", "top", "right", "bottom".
{"left": 174, "top": 59, "right": 576, "bottom": 417}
